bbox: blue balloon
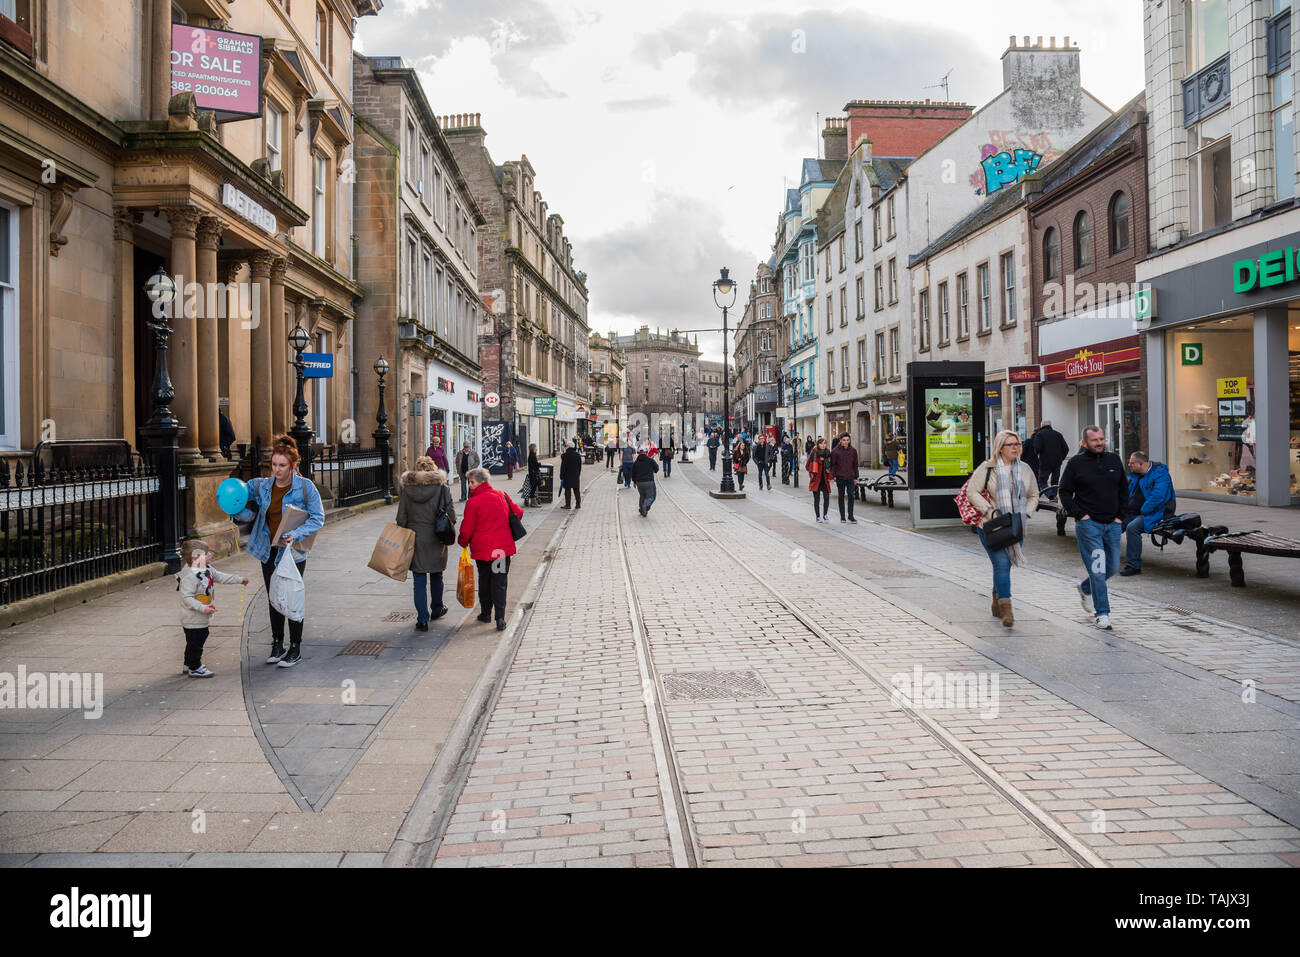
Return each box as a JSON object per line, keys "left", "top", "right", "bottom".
{"left": 217, "top": 478, "right": 249, "bottom": 516}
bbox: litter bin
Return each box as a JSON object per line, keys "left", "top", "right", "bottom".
{"left": 535, "top": 463, "right": 555, "bottom": 503}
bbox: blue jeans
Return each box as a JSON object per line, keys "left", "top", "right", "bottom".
{"left": 977, "top": 527, "right": 1012, "bottom": 598}
{"left": 663, "top": 459, "right": 672, "bottom": 477}
{"left": 621, "top": 463, "right": 633, "bottom": 487}
{"left": 887, "top": 457, "right": 899, "bottom": 475}
{"left": 757, "top": 463, "right": 771, "bottom": 488}
{"left": 1124, "top": 515, "right": 1146, "bottom": 570}
{"left": 1076, "top": 518, "right": 1122, "bottom": 616}
{"left": 708, "top": 448, "right": 718, "bottom": 470}
{"left": 412, "top": 571, "right": 445, "bottom": 623}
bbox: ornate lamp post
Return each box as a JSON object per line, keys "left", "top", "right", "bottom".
{"left": 374, "top": 354, "right": 393, "bottom": 504}
{"left": 679, "top": 360, "right": 691, "bottom": 462}
{"left": 288, "top": 322, "right": 314, "bottom": 478}
{"left": 713, "top": 267, "right": 739, "bottom": 495}
{"left": 140, "top": 266, "right": 184, "bottom": 572}
{"left": 783, "top": 372, "right": 805, "bottom": 488}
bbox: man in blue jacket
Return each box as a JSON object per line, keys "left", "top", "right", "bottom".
{"left": 1120, "top": 450, "right": 1174, "bottom": 576}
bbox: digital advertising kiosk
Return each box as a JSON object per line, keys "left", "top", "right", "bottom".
{"left": 906, "top": 361, "right": 987, "bottom": 528}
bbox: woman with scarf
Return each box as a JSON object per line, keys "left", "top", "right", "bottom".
{"left": 964, "top": 430, "right": 1040, "bottom": 628}
{"left": 805, "top": 436, "right": 833, "bottom": 523}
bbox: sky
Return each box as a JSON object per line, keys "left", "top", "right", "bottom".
{"left": 357, "top": 0, "right": 1145, "bottom": 361}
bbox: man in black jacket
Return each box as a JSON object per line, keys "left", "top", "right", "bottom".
{"left": 559, "top": 441, "right": 582, "bottom": 509}
{"left": 1059, "top": 425, "right": 1129, "bottom": 631}
{"left": 632, "top": 446, "right": 659, "bottom": 517}
{"left": 1031, "top": 420, "right": 1070, "bottom": 493}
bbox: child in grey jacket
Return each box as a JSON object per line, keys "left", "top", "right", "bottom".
{"left": 177, "top": 539, "right": 248, "bottom": 678}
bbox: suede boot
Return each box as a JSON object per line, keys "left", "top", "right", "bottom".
{"left": 996, "top": 598, "right": 1014, "bottom": 627}
{"left": 991, "top": 592, "right": 1000, "bottom": 619}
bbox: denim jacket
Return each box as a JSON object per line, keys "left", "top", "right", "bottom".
{"left": 236, "top": 474, "right": 325, "bottom": 564}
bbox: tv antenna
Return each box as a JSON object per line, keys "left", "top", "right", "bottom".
{"left": 924, "top": 69, "right": 953, "bottom": 101}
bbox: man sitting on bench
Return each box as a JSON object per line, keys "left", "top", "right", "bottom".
{"left": 1121, "top": 450, "right": 1175, "bottom": 576}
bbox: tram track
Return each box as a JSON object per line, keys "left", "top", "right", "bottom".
{"left": 623, "top": 474, "right": 1104, "bottom": 869}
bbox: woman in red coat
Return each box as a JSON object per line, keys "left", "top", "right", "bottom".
{"left": 456, "top": 468, "right": 525, "bottom": 630}
{"left": 805, "top": 436, "right": 833, "bottom": 523}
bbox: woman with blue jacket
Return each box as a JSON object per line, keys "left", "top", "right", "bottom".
{"left": 235, "top": 434, "right": 325, "bottom": 668}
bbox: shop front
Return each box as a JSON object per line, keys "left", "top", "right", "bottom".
{"left": 754, "top": 384, "right": 778, "bottom": 432}
{"left": 1037, "top": 338, "right": 1143, "bottom": 462}
{"left": 824, "top": 402, "right": 852, "bottom": 445}
{"left": 875, "top": 397, "right": 906, "bottom": 467}
{"left": 1138, "top": 228, "right": 1300, "bottom": 506}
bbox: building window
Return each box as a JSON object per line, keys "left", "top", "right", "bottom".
{"left": 839, "top": 286, "right": 847, "bottom": 326}
{"left": 827, "top": 354, "right": 835, "bottom": 392}
{"left": 801, "top": 242, "right": 814, "bottom": 282}
{"left": 875, "top": 332, "right": 886, "bottom": 381}
{"left": 313, "top": 153, "right": 328, "bottom": 258}
{"left": 889, "top": 327, "right": 900, "bottom": 377}
{"left": 957, "top": 273, "right": 969, "bottom": 338}
{"left": 0, "top": 205, "right": 16, "bottom": 448}
{"left": 315, "top": 4, "right": 330, "bottom": 70}
{"left": 872, "top": 207, "right": 881, "bottom": 248}
{"left": 826, "top": 294, "right": 833, "bottom": 333}
{"left": 1073, "top": 210, "right": 1092, "bottom": 267}
{"left": 824, "top": 246, "right": 832, "bottom": 280}
{"left": 874, "top": 266, "right": 884, "bottom": 310}
{"left": 1275, "top": 67, "right": 1296, "bottom": 201}
{"left": 857, "top": 339, "right": 867, "bottom": 385}
{"left": 266, "top": 101, "right": 285, "bottom": 172}
{"left": 888, "top": 258, "right": 897, "bottom": 303}
{"left": 919, "top": 288, "right": 930, "bottom": 351}
{"left": 838, "top": 236, "right": 845, "bottom": 272}
{"left": 854, "top": 220, "right": 863, "bottom": 261}
{"left": 406, "top": 238, "right": 418, "bottom": 316}
{"left": 1000, "top": 252, "right": 1015, "bottom": 326}
{"left": 938, "top": 280, "right": 950, "bottom": 343}
{"left": 422, "top": 253, "right": 433, "bottom": 326}
{"left": 855, "top": 276, "right": 865, "bottom": 318}
{"left": 887, "top": 195, "right": 896, "bottom": 238}
{"left": 1109, "top": 192, "right": 1131, "bottom": 253}
{"left": 1184, "top": 0, "right": 1229, "bottom": 74}
{"left": 840, "top": 345, "right": 849, "bottom": 390}
{"left": 977, "top": 263, "right": 991, "bottom": 332}
{"left": 1043, "top": 227, "right": 1060, "bottom": 279}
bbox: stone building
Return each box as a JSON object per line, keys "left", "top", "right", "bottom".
{"left": 733, "top": 262, "right": 783, "bottom": 435}
{"left": 612, "top": 325, "right": 700, "bottom": 444}
{"left": 0, "top": 0, "right": 380, "bottom": 553}
{"left": 439, "top": 116, "right": 591, "bottom": 459}
{"left": 587, "top": 332, "right": 626, "bottom": 442}
{"left": 698, "top": 360, "right": 732, "bottom": 426}
{"left": 352, "top": 56, "right": 485, "bottom": 478}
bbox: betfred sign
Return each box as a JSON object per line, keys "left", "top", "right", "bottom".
{"left": 170, "top": 26, "right": 262, "bottom": 118}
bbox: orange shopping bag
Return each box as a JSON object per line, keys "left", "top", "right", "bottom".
{"left": 456, "top": 547, "right": 475, "bottom": 609}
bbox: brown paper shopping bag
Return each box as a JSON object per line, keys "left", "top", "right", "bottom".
{"left": 368, "top": 522, "right": 416, "bottom": 582}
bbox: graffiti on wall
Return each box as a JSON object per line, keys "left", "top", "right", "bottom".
{"left": 969, "top": 130, "right": 1063, "bottom": 195}
{"left": 481, "top": 421, "right": 507, "bottom": 471}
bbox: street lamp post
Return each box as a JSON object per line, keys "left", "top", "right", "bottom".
{"left": 140, "top": 266, "right": 184, "bottom": 572}
{"left": 374, "top": 354, "right": 393, "bottom": 504}
{"left": 784, "top": 372, "right": 805, "bottom": 488}
{"left": 713, "top": 267, "right": 738, "bottom": 495}
{"left": 679, "top": 360, "right": 690, "bottom": 462}
{"left": 288, "top": 322, "right": 314, "bottom": 478}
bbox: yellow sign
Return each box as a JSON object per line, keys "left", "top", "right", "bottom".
{"left": 1216, "top": 377, "right": 1248, "bottom": 398}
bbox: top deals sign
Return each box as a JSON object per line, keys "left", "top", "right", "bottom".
{"left": 171, "top": 26, "right": 262, "bottom": 118}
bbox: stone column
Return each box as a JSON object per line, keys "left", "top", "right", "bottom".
{"left": 249, "top": 252, "right": 275, "bottom": 448}
{"left": 1254, "top": 308, "right": 1291, "bottom": 506}
{"left": 151, "top": 0, "right": 172, "bottom": 121}
{"left": 113, "top": 209, "right": 138, "bottom": 445}
{"left": 165, "top": 206, "right": 202, "bottom": 457}
{"left": 195, "top": 216, "right": 224, "bottom": 458}
{"left": 270, "top": 257, "right": 288, "bottom": 437}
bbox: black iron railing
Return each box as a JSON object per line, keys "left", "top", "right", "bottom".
{"left": 314, "top": 445, "right": 391, "bottom": 506}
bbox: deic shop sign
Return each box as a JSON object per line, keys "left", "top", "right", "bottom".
{"left": 1233, "top": 246, "right": 1300, "bottom": 293}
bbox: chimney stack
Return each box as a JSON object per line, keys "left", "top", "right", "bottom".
{"left": 1002, "top": 31, "right": 1081, "bottom": 91}
{"left": 822, "top": 117, "right": 848, "bottom": 161}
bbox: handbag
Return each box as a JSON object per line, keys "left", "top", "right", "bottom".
{"left": 982, "top": 510, "right": 1024, "bottom": 550}
{"left": 506, "top": 493, "right": 526, "bottom": 541}
{"left": 955, "top": 468, "right": 991, "bottom": 527}
{"left": 434, "top": 487, "right": 456, "bottom": 546}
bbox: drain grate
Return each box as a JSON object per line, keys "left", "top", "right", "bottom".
{"left": 338, "top": 640, "right": 387, "bottom": 656}
{"left": 382, "top": 611, "right": 416, "bottom": 622}
{"left": 663, "top": 670, "right": 774, "bottom": 702}
{"left": 1167, "top": 605, "right": 1194, "bottom": 616}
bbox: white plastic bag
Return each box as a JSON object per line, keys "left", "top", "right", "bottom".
{"left": 270, "top": 546, "right": 305, "bottom": 623}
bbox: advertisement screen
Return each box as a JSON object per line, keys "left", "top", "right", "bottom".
{"left": 922, "top": 387, "right": 974, "bottom": 477}
{"left": 171, "top": 25, "right": 262, "bottom": 118}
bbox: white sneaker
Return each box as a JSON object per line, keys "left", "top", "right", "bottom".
{"left": 1078, "top": 583, "right": 1094, "bottom": 615}
{"left": 185, "top": 665, "right": 215, "bottom": 678}
{"left": 1094, "top": 614, "right": 1112, "bottom": 631}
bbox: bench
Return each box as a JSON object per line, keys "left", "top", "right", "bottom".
{"left": 1197, "top": 530, "right": 1300, "bottom": 587}
{"left": 856, "top": 474, "right": 908, "bottom": 508}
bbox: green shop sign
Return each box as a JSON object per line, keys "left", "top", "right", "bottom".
{"left": 533, "top": 397, "right": 557, "bottom": 416}
{"left": 1233, "top": 246, "right": 1300, "bottom": 292}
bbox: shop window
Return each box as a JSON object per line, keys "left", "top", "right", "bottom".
{"left": 1043, "top": 227, "right": 1060, "bottom": 280}
{"left": 1187, "top": 111, "right": 1232, "bottom": 233}
{"left": 1073, "top": 211, "right": 1092, "bottom": 268}
{"left": 1109, "top": 192, "right": 1130, "bottom": 254}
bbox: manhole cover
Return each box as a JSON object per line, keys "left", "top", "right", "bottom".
{"left": 663, "top": 670, "right": 774, "bottom": 702}
{"left": 382, "top": 611, "right": 416, "bottom": 622}
{"left": 339, "top": 640, "right": 387, "bottom": 656}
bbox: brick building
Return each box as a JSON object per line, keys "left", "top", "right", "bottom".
{"left": 440, "top": 116, "right": 590, "bottom": 460}
{"left": 612, "top": 325, "right": 700, "bottom": 444}
{"left": 1027, "top": 94, "right": 1150, "bottom": 465}
{"left": 587, "top": 332, "right": 626, "bottom": 442}
{"left": 352, "top": 57, "right": 485, "bottom": 476}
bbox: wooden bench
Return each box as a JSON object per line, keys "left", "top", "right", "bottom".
{"left": 1196, "top": 530, "right": 1300, "bottom": 587}
{"left": 857, "top": 474, "right": 907, "bottom": 508}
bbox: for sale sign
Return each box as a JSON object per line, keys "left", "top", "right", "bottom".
{"left": 171, "top": 26, "right": 262, "bottom": 119}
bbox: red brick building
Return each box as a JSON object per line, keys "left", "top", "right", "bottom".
{"left": 843, "top": 99, "right": 974, "bottom": 157}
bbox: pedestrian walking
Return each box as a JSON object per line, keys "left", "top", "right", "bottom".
{"left": 753, "top": 435, "right": 775, "bottom": 490}
{"left": 456, "top": 441, "right": 480, "bottom": 502}
{"left": 963, "top": 430, "right": 1040, "bottom": 627}
{"left": 503, "top": 441, "right": 519, "bottom": 480}
{"left": 805, "top": 434, "right": 815, "bottom": 457}
{"left": 659, "top": 442, "right": 674, "bottom": 478}
{"left": 780, "top": 434, "right": 794, "bottom": 485}
{"left": 425, "top": 435, "right": 450, "bottom": 474}
{"left": 526, "top": 443, "right": 541, "bottom": 507}
{"left": 235, "top": 434, "right": 325, "bottom": 668}
{"left": 1120, "top": 451, "right": 1175, "bottom": 576}
{"left": 619, "top": 441, "right": 636, "bottom": 489}
{"left": 731, "top": 434, "right": 750, "bottom": 490}
{"left": 605, "top": 436, "right": 617, "bottom": 469}
{"left": 883, "top": 433, "right": 902, "bottom": 476}
{"left": 176, "top": 539, "right": 248, "bottom": 677}
{"left": 457, "top": 467, "right": 524, "bottom": 631}
{"left": 559, "top": 441, "right": 583, "bottom": 509}
{"left": 1059, "top": 425, "right": 1129, "bottom": 631}
{"left": 830, "top": 432, "right": 859, "bottom": 523}
{"left": 397, "top": 456, "right": 454, "bottom": 630}
{"left": 633, "top": 444, "right": 659, "bottom": 516}
{"left": 707, "top": 430, "right": 720, "bottom": 470}
{"left": 1030, "top": 420, "right": 1070, "bottom": 493}
{"left": 806, "top": 437, "right": 832, "bottom": 522}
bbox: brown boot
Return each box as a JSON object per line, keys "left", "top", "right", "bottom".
{"left": 991, "top": 591, "right": 1000, "bottom": 619}
{"left": 996, "top": 597, "right": 1014, "bottom": 627}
